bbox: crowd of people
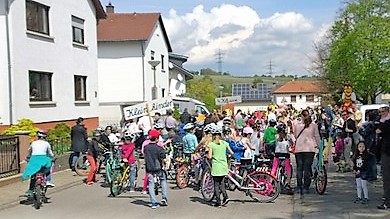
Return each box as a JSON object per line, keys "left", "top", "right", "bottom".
{"left": 21, "top": 103, "right": 390, "bottom": 210}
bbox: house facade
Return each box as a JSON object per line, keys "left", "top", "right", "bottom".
{"left": 169, "top": 53, "right": 193, "bottom": 97}
{"left": 0, "top": 0, "right": 105, "bottom": 131}
{"left": 272, "top": 80, "right": 325, "bottom": 110}
{"left": 97, "top": 4, "right": 173, "bottom": 126}
{"left": 232, "top": 83, "right": 273, "bottom": 113}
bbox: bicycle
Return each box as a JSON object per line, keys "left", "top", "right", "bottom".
{"left": 31, "top": 159, "right": 56, "bottom": 210}
{"left": 201, "top": 157, "right": 280, "bottom": 203}
{"left": 274, "top": 156, "right": 293, "bottom": 192}
{"left": 176, "top": 152, "right": 206, "bottom": 189}
{"left": 105, "top": 144, "right": 122, "bottom": 186}
{"left": 110, "top": 161, "right": 131, "bottom": 197}
{"left": 74, "top": 143, "right": 107, "bottom": 176}
{"left": 312, "top": 138, "right": 328, "bottom": 195}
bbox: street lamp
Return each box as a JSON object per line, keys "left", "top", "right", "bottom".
{"left": 218, "top": 85, "right": 224, "bottom": 111}
{"left": 148, "top": 60, "right": 160, "bottom": 100}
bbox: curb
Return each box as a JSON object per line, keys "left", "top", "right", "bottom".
{"left": 0, "top": 169, "right": 84, "bottom": 211}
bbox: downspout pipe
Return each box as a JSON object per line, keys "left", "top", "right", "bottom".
{"left": 5, "top": 0, "right": 13, "bottom": 124}
{"left": 141, "top": 41, "right": 145, "bottom": 101}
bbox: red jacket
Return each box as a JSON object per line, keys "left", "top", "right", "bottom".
{"left": 122, "top": 142, "right": 136, "bottom": 165}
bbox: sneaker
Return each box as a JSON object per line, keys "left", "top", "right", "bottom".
{"left": 141, "top": 190, "right": 148, "bottom": 195}
{"left": 354, "top": 198, "right": 362, "bottom": 203}
{"left": 213, "top": 202, "right": 222, "bottom": 208}
{"left": 86, "top": 182, "right": 93, "bottom": 186}
{"left": 151, "top": 204, "right": 159, "bottom": 209}
{"left": 25, "top": 190, "right": 33, "bottom": 197}
{"left": 361, "top": 198, "right": 368, "bottom": 204}
{"left": 377, "top": 203, "right": 389, "bottom": 210}
{"left": 46, "top": 182, "right": 55, "bottom": 187}
{"left": 129, "top": 189, "right": 135, "bottom": 193}
{"left": 221, "top": 198, "right": 230, "bottom": 206}
{"left": 161, "top": 199, "right": 168, "bottom": 206}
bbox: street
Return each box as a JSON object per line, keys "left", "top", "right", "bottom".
{"left": 0, "top": 175, "right": 293, "bottom": 219}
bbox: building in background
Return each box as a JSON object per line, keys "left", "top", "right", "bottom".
{"left": 0, "top": 0, "right": 105, "bottom": 131}
{"left": 271, "top": 80, "right": 325, "bottom": 110}
{"left": 169, "top": 53, "right": 194, "bottom": 97}
{"left": 232, "top": 83, "right": 273, "bottom": 113}
{"left": 97, "top": 3, "right": 172, "bottom": 126}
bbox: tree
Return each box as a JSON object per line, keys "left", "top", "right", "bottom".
{"left": 325, "top": 0, "right": 390, "bottom": 104}
{"left": 186, "top": 75, "right": 218, "bottom": 110}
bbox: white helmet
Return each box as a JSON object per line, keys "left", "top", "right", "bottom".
{"left": 223, "top": 117, "right": 232, "bottom": 125}
{"left": 154, "top": 123, "right": 164, "bottom": 129}
{"left": 243, "top": 126, "right": 254, "bottom": 134}
{"left": 183, "top": 123, "right": 195, "bottom": 130}
{"left": 210, "top": 125, "right": 222, "bottom": 135}
{"left": 124, "top": 132, "right": 136, "bottom": 140}
{"left": 203, "top": 124, "right": 213, "bottom": 133}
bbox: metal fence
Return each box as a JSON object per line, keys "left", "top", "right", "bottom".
{"left": 0, "top": 136, "right": 20, "bottom": 178}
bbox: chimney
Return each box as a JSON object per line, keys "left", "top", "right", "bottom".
{"left": 106, "top": 2, "right": 114, "bottom": 13}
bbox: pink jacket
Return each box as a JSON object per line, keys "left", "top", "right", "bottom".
{"left": 294, "top": 122, "right": 320, "bottom": 153}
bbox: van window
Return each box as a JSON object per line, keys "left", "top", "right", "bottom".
{"left": 196, "top": 106, "right": 207, "bottom": 115}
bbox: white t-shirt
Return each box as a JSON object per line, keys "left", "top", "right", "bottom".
{"left": 138, "top": 116, "right": 152, "bottom": 135}
{"left": 275, "top": 140, "right": 290, "bottom": 154}
{"left": 267, "top": 112, "right": 277, "bottom": 123}
{"left": 29, "top": 140, "right": 53, "bottom": 157}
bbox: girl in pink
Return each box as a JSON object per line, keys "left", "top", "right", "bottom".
{"left": 121, "top": 133, "right": 137, "bottom": 192}
{"left": 271, "top": 124, "right": 293, "bottom": 192}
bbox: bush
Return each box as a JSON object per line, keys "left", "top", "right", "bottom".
{"left": 2, "top": 118, "right": 39, "bottom": 139}
{"left": 173, "top": 108, "right": 181, "bottom": 121}
{"left": 47, "top": 123, "right": 71, "bottom": 155}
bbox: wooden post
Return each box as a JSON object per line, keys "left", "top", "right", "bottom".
{"left": 146, "top": 103, "right": 153, "bottom": 128}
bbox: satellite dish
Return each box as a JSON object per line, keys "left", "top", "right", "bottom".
{"left": 168, "top": 62, "right": 174, "bottom": 69}
{"left": 175, "top": 73, "right": 185, "bottom": 92}
{"left": 177, "top": 73, "right": 183, "bottom": 81}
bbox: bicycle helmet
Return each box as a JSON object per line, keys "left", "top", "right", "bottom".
{"left": 276, "top": 123, "right": 287, "bottom": 133}
{"left": 183, "top": 123, "right": 195, "bottom": 130}
{"left": 36, "top": 129, "right": 48, "bottom": 137}
{"left": 268, "top": 119, "right": 277, "bottom": 127}
{"left": 203, "top": 124, "right": 213, "bottom": 133}
{"left": 243, "top": 126, "right": 254, "bottom": 134}
{"left": 124, "top": 132, "right": 136, "bottom": 140}
{"left": 154, "top": 123, "right": 164, "bottom": 130}
{"left": 222, "top": 117, "right": 232, "bottom": 125}
{"left": 210, "top": 125, "right": 222, "bottom": 135}
{"left": 93, "top": 131, "right": 101, "bottom": 137}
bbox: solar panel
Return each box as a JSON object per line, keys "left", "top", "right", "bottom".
{"left": 232, "top": 83, "right": 272, "bottom": 100}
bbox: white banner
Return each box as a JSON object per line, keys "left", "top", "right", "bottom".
{"left": 123, "top": 97, "right": 173, "bottom": 120}
{"left": 215, "top": 96, "right": 242, "bottom": 105}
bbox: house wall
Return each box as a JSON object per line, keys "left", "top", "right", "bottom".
{"left": 274, "top": 93, "right": 322, "bottom": 110}
{"left": 169, "top": 69, "right": 186, "bottom": 96}
{"left": 0, "top": 0, "right": 9, "bottom": 125}
{"left": 4, "top": 0, "right": 100, "bottom": 125}
{"left": 144, "top": 21, "right": 170, "bottom": 100}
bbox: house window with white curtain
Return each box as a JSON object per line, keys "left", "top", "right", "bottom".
{"left": 74, "top": 75, "right": 87, "bottom": 101}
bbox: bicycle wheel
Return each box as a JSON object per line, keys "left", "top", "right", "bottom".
{"left": 74, "top": 154, "right": 90, "bottom": 176}
{"left": 315, "top": 166, "right": 327, "bottom": 195}
{"left": 245, "top": 172, "right": 280, "bottom": 203}
{"left": 176, "top": 164, "right": 190, "bottom": 189}
{"left": 200, "top": 168, "right": 214, "bottom": 202}
{"left": 34, "top": 180, "right": 42, "bottom": 209}
{"left": 110, "top": 170, "right": 123, "bottom": 197}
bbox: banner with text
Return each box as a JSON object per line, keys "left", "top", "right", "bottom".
{"left": 123, "top": 97, "right": 174, "bottom": 120}
{"left": 215, "top": 96, "right": 242, "bottom": 105}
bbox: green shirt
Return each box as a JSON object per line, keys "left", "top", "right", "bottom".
{"left": 264, "top": 127, "right": 277, "bottom": 144}
{"left": 209, "top": 140, "right": 229, "bottom": 176}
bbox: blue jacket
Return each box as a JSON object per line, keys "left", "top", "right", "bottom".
{"left": 226, "top": 139, "right": 245, "bottom": 162}
{"left": 22, "top": 155, "right": 52, "bottom": 180}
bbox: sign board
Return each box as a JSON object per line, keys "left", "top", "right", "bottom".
{"left": 215, "top": 96, "right": 242, "bottom": 106}
{"left": 123, "top": 97, "right": 174, "bottom": 120}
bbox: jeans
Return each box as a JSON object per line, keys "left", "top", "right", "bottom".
{"left": 71, "top": 152, "right": 81, "bottom": 169}
{"left": 295, "top": 152, "right": 315, "bottom": 190}
{"left": 213, "top": 175, "right": 228, "bottom": 203}
{"left": 128, "top": 163, "right": 137, "bottom": 190}
{"left": 147, "top": 171, "right": 168, "bottom": 206}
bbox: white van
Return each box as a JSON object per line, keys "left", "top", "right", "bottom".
{"left": 359, "top": 104, "right": 388, "bottom": 123}
{"left": 172, "top": 96, "right": 210, "bottom": 115}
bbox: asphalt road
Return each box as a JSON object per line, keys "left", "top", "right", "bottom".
{"left": 0, "top": 176, "right": 293, "bottom": 219}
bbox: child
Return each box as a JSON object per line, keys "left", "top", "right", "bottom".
{"left": 334, "top": 132, "right": 344, "bottom": 171}
{"left": 85, "top": 131, "right": 101, "bottom": 185}
{"left": 353, "top": 141, "right": 370, "bottom": 204}
{"left": 122, "top": 133, "right": 137, "bottom": 192}
{"left": 271, "top": 124, "right": 293, "bottom": 193}
{"left": 263, "top": 119, "right": 277, "bottom": 159}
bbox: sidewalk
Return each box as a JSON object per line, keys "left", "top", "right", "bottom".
{"left": 292, "top": 169, "right": 390, "bottom": 219}
{"left": 0, "top": 170, "right": 85, "bottom": 210}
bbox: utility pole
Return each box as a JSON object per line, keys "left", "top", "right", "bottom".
{"left": 216, "top": 49, "right": 224, "bottom": 75}
{"left": 267, "top": 59, "right": 275, "bottom": 76}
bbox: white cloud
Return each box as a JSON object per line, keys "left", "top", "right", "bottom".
{"left": 163, "top": 4, "right": 328, "bottom": 75}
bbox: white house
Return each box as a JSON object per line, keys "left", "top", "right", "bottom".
{"left": 0, "top": 0, "right": 106, "bottom": 131}
{"left": 272, "top": 80, "right": 325, "bottom": 110}
{"left": 169, "top": 53, "right": 194, "bottom": 97}
{"left": 97, "top": 4, "right": 173, "bottom": 126}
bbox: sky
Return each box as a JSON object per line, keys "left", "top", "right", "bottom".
{"left": 100, "top": 0, "right": 343, "bottom": 76}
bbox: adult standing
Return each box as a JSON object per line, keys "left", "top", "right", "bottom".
{"left": 165, "top": 110, "right": 178, "bottom": 132}
{"left": 70, "top": 117, "right": 88, "bottom": 171}
{"left": 377, "top": 106, "right": 390, "bottom": 210}
{"left": 180, "top": 108, "right": 191, "bottom": 124}
{"left": 294, "top": 109, "right": 321, "bottom": 194}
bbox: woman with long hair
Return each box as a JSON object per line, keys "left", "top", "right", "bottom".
{"left": 294, "top": 109, "right": 321, "bottom": 194}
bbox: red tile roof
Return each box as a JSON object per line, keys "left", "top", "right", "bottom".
{"left": 97, "top": 12, "right": 172, "bottom": 52}
{"left": 272, "top": 80, "right": 326, "bottom": 94}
